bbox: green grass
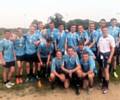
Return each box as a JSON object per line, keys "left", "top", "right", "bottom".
{"left": 0, "top": 64, "right": 120, "bottom": 91}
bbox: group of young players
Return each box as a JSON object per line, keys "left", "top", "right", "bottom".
{"left": 0, "top": 18, "right": 120, "bottom": 95}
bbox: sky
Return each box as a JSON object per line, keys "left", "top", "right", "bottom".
{"left": 0, "top": 0, "right": 120, "bottom": 28}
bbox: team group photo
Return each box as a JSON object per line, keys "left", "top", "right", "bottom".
{"left": 0, "top": 0, "right": 120, "bottom": 100}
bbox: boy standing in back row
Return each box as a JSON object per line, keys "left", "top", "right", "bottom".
{"left": 0, "top": 30, "right": 16, "bottom": 88}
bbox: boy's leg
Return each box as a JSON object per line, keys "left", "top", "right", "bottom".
{"left": 112, "top": 56, "right": 118, "bottom": 78}
{"left": 88, "top": 73, "right": 94, "bottom": 88}
{"left": 103, "top": 64, "right": 110, "bottom": 94}
{"left": 26, "top": 62, "right": 31, "bottom": 81}
{"left": 49, "top": 73, "right": 56, "bottom": 89}
{"left": 16, "top": 61, "right": 23, "bottom": 84}
{"left": 2, "top": 67, "right": 8, "bottom": 84}
{"left": 8, "top": 66, "right": 15, "bottom": 82}
{"left": 64, "top": 79, "right": 70, "bottom": 89}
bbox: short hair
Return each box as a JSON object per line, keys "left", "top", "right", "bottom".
{"left": 67, "top": 46, "right": 74, "bottom": 50}
{"left": 79, "top": 41, "right": 84, "bottom": 46}
{"left": 38, "top": 21, "right": 43, "bottom": 24}
{"left": 82, "top": 51, "right": 89, "bottom": 55}
{"left": 58, "top": 22, "right": 64, "bottom": 27}
{"left": 110, "top": 18, "right": 117, "bottom": 22}
{"left": 49, "top": 21, "right": 55, "bottom": 24}
{"left": 4, "top": 29, "right": 11, "bottom": 34}
{"left": 46, "top": 37, "right": 53, "bottom": 43}
{"left": 70, "top": 24, "right": 76, "bottom": 28}
{"left": 99, "top": 19, "right": 106, "bottom": 22}
{"left": 101, "top": 26, "right": 108, "bottom": 29}
{"left": 56, "top": 49, "right": 62, "bottom": 54}
{"left": 89, "top": 21, "right": 95, "bottom": 25}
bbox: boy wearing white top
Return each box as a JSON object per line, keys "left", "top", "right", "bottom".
{"left": 97, "top": 26, "right": 115, "bottom": 94}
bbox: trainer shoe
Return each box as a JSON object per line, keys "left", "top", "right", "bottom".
{"left": 16, "top": 78, "right": 20, "bottom": 84}
{"left": 75, "top": 88, "right": 80, "bottom": 95}
{"left": 75, "top": 84, "right": 80, "bottom": 95}
{"left": 8, "top": 81, "right": 15, "bottom": 86}
{"left": 25, "top": 77, "right": 30, "bottom": 82}
{"left": 103, "top": 88, "right": 108, "bottom": 94}
{"left": 19, "top": 78, "right": 23, "bottom": 84}
{"left": 113, "top": 72, "right": 118, "bottom": 78}
{"left": 5, "top": 83, "right": 12, "bottom": 89}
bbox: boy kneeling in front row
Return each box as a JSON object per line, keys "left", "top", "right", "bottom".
{"left": 80, "top": 51, "right": 95, "bottom": 94}
{"left": 49, "top": 50, "right": 65, "bottom": 89}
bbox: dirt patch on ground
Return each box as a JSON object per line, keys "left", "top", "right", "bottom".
{"left": 0, "top": 83, "right": 119, "bottom": 100}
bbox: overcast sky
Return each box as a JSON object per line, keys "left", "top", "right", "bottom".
{"left": 0, "top": 0, "right": 120, "bottom": 28}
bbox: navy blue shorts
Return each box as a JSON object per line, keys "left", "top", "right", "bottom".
{"left": 98, "top": 52, "right": 110, "bottom": 69}
{"left": 25, "top": 53, "right": 39, "bottom": 62}
{"left": 16, "top": 55, "right": 25, "bottom": 61}
{"left": 3, "top": 61, "right": 15, "bottom": 68}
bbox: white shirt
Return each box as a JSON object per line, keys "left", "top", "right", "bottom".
{"left": 97, "top": 34, "right": 115, "bottom": 53}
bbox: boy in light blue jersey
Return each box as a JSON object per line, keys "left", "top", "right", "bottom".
{"left": 88, "top": 22, "right": 99, "bottom": 57}
{"left": 37, "top": 38, "right": 54, "bottom": 78}
{"left": 37, "top": 21, "right": 47, "bottom": 43}
{"left": 0, "top": 30, "right": 16, "bottom": 88}
{"left": 61, "top": 47, "right": 83, "bottom": 95}
{"left": 108, "top": 18, "right": 120, "bottom": 78}
{"left": 77, "top": 25, "right": 89, "bottom": 45}
{"left": 46, "top": 21, "right": 58, "bottom": 56}
{"left": 24, "top": 25, "right": 40, "bottom": 82}
{"left": 49, "top": 50, "right": 65, "bottom": 89}
{"left": 14, "top": 28, "right": 25, "bottom": 84}
{"left": 80, "top": 51, "right": 95, "bottom": 92}
{"left": 55, "top": 23, "right": 67, "bottom": 54}
{"left": 46, "top": 22, "right": 58, "bottom": 42}
{"left": 66, "top": 25, "right": 79, "bottom": 50}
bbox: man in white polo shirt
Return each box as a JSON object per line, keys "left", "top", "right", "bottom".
{"left": 97, "top": 26, "right": 115, "bottom": 94}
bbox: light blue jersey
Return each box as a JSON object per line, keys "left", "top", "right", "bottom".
{"left": 37, "top": 42, "right": 54, "bottom": 58}
{"left": 56, "top": 31, "right": 67, "bottom": 52}
{"left": 66, "top": 32, "right": 79, "bottom": 48}
{"left": 0, "top": 39, "right": 15, "bottom": 62}
{"left": 24, "top": 32, "right": 40, "bottom": 55}
{"left": 14, "top": 37, "right": 25, "bottom": 56}
{"left": 80, "top": 57, "right": 96, "bottom": 72}
{"left": 88, "top": 30, "right": 99, "bottom": 52}
{"left": 35, "top": 30, "right": 42, "bottom": 38}
{"left": 51, "top": 57, "right": 64, "bottom": 72}
{"left": 108, "top": 26, "right": 120, "bottom": 43}
{"left": 77, "top": 31, "right": 89, "bottom": 42}
{"left": 96, "top": 28, "right": 103, "bottom": 39}
{"left": 46, "top": 28, "right": 58, "bottom": 42}
{"left": 63, "top": 54, "right": 80, "bottom": 70}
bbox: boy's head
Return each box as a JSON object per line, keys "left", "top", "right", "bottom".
{"left": 58, "top": 23, "right": 64, "bottom": 31}
{"left": 56, "top": 49, "right": 62, "bottom": 59}
{"left": 4, "top": 29, "right": 11, "bottom": 39}
{"left": 49, "top": 21, "right": 55, "bottom": 29}
{"left": 70, "top": 24, "right": 76, "bottom": 33}
{"left": 78, "top": 25, "right": 84, "bottom": 33}
{"left": 82, "top": 51, "right": 89, "bottom": 62}
{"left": 29, "top": 25, "right": 36, "bottom": 34}
{"left": 89, "top": 22, "right": 95, "bottom": 32}
{"left": 67, "top": 46, "right": 74, "bottom": 56}
{"left": 110, "top": 18, "right": 117, "bottom": 27}
{"left": 101, "top": 26, "right": 108, "bottom": 37}
{"left": 78, "top": 41, "right": 84, "bottom": 50}
{"left": 46, "top": 37, "right": 52, "bottom": 46}
{"left": 99, "top": 19, "right": 107, "bottom": 28}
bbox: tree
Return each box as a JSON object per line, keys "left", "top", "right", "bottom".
{"left": 47, "top": 13, "right": 66, "bottom": 28}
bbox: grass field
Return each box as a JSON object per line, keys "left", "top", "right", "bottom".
{"left": 0, "top": 65, "right": 120, "bottom": 100}
{"left": 0, "top": 64, "right": 120, "bottom": 90}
